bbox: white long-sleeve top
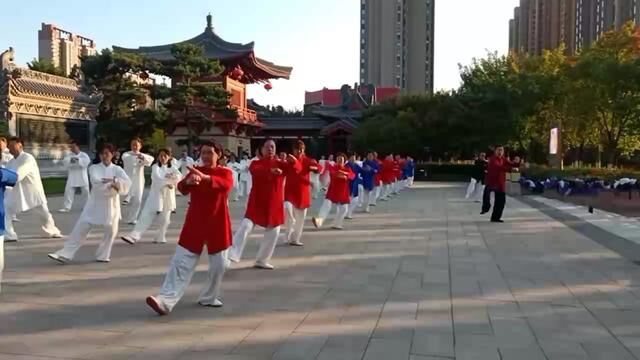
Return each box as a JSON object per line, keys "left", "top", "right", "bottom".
{"left": 5, "top": 151, "right": 48, "bottom": 212}
{"left": 121, "top": 151, "right": 154, "bottom": 197}
{"left": 143, "top": 164, "right": 182, "bottom": 213}
{"left": 62, "top": 151, "right": 91, "bottom": 188}
{"left": 80, "top": 163, "right": 131, "bottom": 226}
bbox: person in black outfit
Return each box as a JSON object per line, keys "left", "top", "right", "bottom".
{"left": 465, "top": 152, "right": 488, "bottom": 202}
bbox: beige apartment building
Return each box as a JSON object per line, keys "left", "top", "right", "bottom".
{"left": 510, "top": 0, "right": 639, "bottom": 55}
{"left": 38, "top": 23, "right": 96, "bottom": 76}
{"left": 359, "top": 0, "right": 435, "bottom": 94}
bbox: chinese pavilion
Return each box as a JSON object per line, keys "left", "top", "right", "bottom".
{"left": 113, "top": 14, "right": 292, "bottom": 156}
{"left": 254, "top": 83, "right": 399, "bottom": 155}
{"left": 0, "top": 48, "right": 100, "bottom": 173}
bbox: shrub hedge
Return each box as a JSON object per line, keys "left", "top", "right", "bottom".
{"left": 414, "top": 163, "right": 640, "bottom": 182}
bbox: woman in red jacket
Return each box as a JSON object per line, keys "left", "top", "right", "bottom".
{"left": 380, "top": 154, "right": 396, "bottom": 201}
{"left": 312, "top": 153, "right": 355, "bottom": 230}
{"left": 228, "top": 139, "right": 301, "bottom": 269}
{"left": 282, "top": 140, "right": 322, "bottom": 246}
{"left": 481, "top": 146, "right": 520, "bottom": 223}
{"left": 146, "top": 141, "right": 233, "bottom": 315}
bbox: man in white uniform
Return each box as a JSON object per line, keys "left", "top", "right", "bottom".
{"left": 121, "top": 137, "right": 153, "bottom": 224}
{"left": 59, "top": 141, "right": 91, "bottom": 212}
{"left": 177, "top": 150, "right": 195, "bottom": 177}
{"left": 4, "top": 137, "right": 63, "bottom": 242}
{"left": 48, "top": 143, "right": 131, "bottom": 263}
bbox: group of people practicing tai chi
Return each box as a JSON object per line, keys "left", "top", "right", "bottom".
{"left": 0, "top": 136, "right": 415, "bottom": 316}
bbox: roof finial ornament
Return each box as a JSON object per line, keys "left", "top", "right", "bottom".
{"left": 206, "top": 13, "right": 213, "bottom": 31}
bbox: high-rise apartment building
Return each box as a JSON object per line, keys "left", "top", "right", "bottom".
{"left": 38, "top": 23, "right": 96, "bottom": 76}
{"left": 511, "top": 0, "right": 640, "bottom": 55}
{"left": 360, "top": 0, "right": 435, "bottom": 94}
{"left": 510, "top": 0, "right": 577, "bottom": 55}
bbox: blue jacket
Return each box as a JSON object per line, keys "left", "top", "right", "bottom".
{"left": 403, "top": 160, "right": 415, "bottom": 179}
{"left": 0, "top": 168, "right": 18, "bottom": 235}
{"left": 361, "top": 160, "right": 380, "bottom": 191}
{"left": 347, "top": 162, "right": 363, "bottom": 197}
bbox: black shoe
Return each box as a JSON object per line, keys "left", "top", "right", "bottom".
{"left": 491, "top": 219, "right": 504, "bottom": 223}
{"left": 480, "top": 211, "right": 488, "bottom": 215}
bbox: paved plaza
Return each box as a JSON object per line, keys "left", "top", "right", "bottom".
{"left": 3, "top": 183, "right": 640, "bottom": 359}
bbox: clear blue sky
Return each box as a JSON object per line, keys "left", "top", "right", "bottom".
{"left": 0, "top": 0, "right": 519, "bottom": 109}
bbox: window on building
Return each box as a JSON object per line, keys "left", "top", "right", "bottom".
{"left": 396, "top": 78, "right": 401, "bottom": 87}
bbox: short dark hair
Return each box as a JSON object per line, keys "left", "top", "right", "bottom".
{"left": 157, "top": 147, "right": 172, "bottom": 157}
{"left": 9, "top": 137, "right": 23, "bottom": 146}
{"left": 131, "top": 137, "right": 143, "bottom": 145}
{"left": 200, "top": 140, "right": 223, "bottom": 157}
{"left": 336, "top": 152, "right": 347, "bottom": 160}
{"left": 99, "top": 143, "right": 116, "bottom": 154}
{"left": 262, "top": 138, "right": 275, "bottom": 147}
{"left": 293, "top": 140, "right": 305, "bottom": 151}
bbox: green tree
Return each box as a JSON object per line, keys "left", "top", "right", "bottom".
{"left": 154, "top": 43, "right": 232, "bottom": 154}
{"left": 27, "top": 58, "right": 65, "bottom": 77}
{"left": 81, "top": 49, "right": 166, "bottom": 150}
{"left": 572, "top": 22, "right": 640, "bottom": 164}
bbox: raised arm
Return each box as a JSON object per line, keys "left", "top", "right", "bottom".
{"left": 209, "top": 168, "right": 233, "bottom": 191}
{"left": 141, "top": 153, "right": 154, "bottom": 167}
{"left": 79, "top": 153, "right": 91, "bottom": 169}
{"left": 114, "top": 167, "right": 132, "bottom": 195}
{"left": 249, "top": 159, "right": 273, "bottom": 178}
{"left": 13, "top": 155, "right": 36, "bottom": 182}
{"left": 0, "top": 168, "right": 18, "bottom": 188}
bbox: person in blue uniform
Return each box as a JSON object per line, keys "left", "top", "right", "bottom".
{"left": 346, "top": 153, "right": 363, "bottom": 219}
{"left": 403, "top": 156, "right": 416, "bottom": 188}
{"left": 361, "top": 151, "right": 380, "bottom": 213}
{"left": 0, "top": 167, "right": 18, "bottom": 293}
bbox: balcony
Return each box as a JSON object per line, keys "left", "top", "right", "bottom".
{"left": 234, "top": 106, "right": 258, "bottom": 123}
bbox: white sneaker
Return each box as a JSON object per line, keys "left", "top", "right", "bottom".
{"left": 50, "top": 233, "right": 63, "bottom": 239}
{"left": 121, "top": 235, "right": 136, "bottom": 245}
{"left": 312, "top": 217, "right": 323, "bottom": 229}
{"left": 58, "top": 208, "right": 70, "bottom": 213}
{"left": 345, "top": 216, "right": 354, "bottom": 220}
{"left": 48, "top": 253, "right": 69, "bottom": 264}
{"left": 288, "top": 241, "right": 304, "bottom": 247}
{"left": 127, "top": 221, "right": 137, "bottom": 225}
{"left": 198, "top": 299, "right": 223, "bottom": 308}
{"left": 254, "top": 262, "right": 275, "bottom": 270}
{"left": 331, "top": 225, "right": 344, "bottom": 230}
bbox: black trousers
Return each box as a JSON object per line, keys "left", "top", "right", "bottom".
{"left": 482, "top": 187, "right": 506, "bottom": 221}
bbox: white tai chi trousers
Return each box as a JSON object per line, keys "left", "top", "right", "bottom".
{"left": 374, "top": 186, "right": 381, "bottom": 203}
{"left": 465, "top": 178, "right": 478, "bottom": 199}
{"left": 284, "top": 202, "right": 307, "bottom": 244}
{"left": 238, "top": 181, "right": 249, "bottom": 198}
{"left": 315, "top": 199, "right": 348, "bottom": 228}
{"left": 357, "top": 185, "right": 365, "bottom": 207}
{"left": 129, "top": 209, "right": 172, "bottom": 243}
{"left": 408, "top": 176, "right": 414, "bottom": 187}
{"left": 5, "top": 204, "right": 60, "bottom": 241}
{"left": 381, "top": 184, "right": 393, "bottom": 200}
{"left": 155, "top": 245, "right": 226, "bottom": 312}
{"left": 363, "top": 189, "right": 375, "bottom": 212}
{"left": 62, "top": 185, "right": 89, "bottom": 211}
{"left": 0, "top": 235, "right": 4, "bottom": 293}
{"left": 125, "top": 191, "right": 143, "bottom": 224}
{"left": 347, "top": 196, "right": 359, "bottom": 218}
{"left": 229, "top": 218, "right": 280, "bottom": 265}
{"left": 53, "top": 220, "right": 118, "bottom": 261}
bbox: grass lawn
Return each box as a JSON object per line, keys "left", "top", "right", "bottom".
{"left": 42, "top": 178, "right": 67, "bottom": 195}
{"left": 42, "top": 175, "right": 152, "bottom": 196}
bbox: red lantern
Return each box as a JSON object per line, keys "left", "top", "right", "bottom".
{"left": 264, "top": 83, "right": 273, "bottom": 91}
{"left": 230, "top": 67, "right": 244, "bottom": 80}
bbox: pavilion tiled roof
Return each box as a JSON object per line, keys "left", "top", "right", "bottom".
{"left": 320, "top": 118, "right": 359, "bottom": 135}
{"left": 261, "top": 117, "right": 328, "bottom": 130}
{"left": 5, "top": 68, "right": 100, "bottom": 104}
{"left": 113, "top": 15, "right": 292, "bottom": 84}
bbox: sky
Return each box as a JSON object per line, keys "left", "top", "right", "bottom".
{"left": 0, "top": 0, "right": 519, "bottom": 110}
